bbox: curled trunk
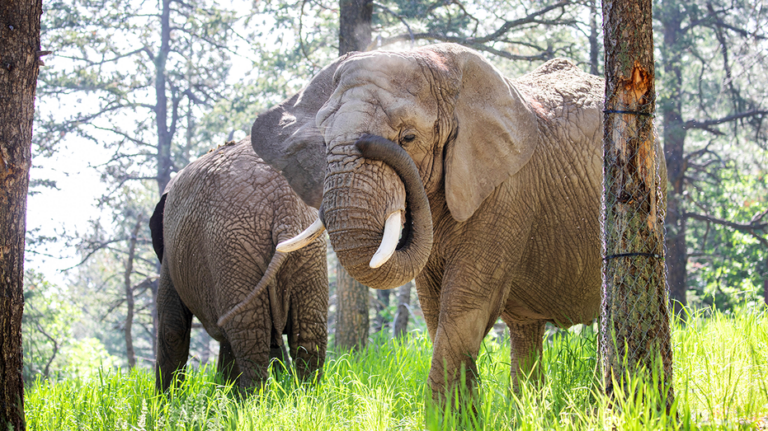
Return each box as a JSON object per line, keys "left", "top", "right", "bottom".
{"left": 323, "top": 135, "right": 433, "bottom": 290}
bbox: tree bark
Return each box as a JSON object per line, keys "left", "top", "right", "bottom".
{"left": 658, "top": 0, "right": 688, "bottom": 311}
{"left": 124, "top": 215, "right": 143, "bottom": 369}
{"left": 334, "top": 260, "right": 368, "bottom": 350}
{"left": 601, "top": 0, "right": 674, "bottom": 405}
{"left": 339, "top": 0, "right": 373, "bottom": 55}
{"left": 1, "top": 0, "right": 42, "bottom": 428}
{"left": 372, "top": 289, "right": 390, "bottom": 334}
{"left": 392, "top": 281, "right": 412, "bottom": 338}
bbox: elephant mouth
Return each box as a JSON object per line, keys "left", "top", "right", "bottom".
{"left": 396, "top": 199, "right": 412, "bottom": 251}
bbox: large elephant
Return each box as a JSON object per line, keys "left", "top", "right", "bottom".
{"left": 252, "top": 44, "right": 661, "bottom": 400}
{"left": 149, "top": 138, "right": 328, "bottom": 392}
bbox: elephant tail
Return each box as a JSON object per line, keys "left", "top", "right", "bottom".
{"left": 217, "top": 251, "right": 288, "bottom": 328}
{"left": 149, "top": 194, "right": 168, "bottom": 262}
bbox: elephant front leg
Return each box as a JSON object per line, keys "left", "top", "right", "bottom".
{"left": 428, "top": 291, "right": 498, "bottom": 407}
{"left": 506, "top": 320, "right": 546, "bottom": 391}
{"left": 155, "top": 267, "right": 194, "bottom": 392}
{"left": 414, "top": 258, "right": 444, "bottom": 342}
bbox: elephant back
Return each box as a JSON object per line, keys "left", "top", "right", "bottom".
{"left": 159, "top": 138, "right": 318, "bottom": 330}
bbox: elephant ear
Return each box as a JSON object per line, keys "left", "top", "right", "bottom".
{"left": 442, "top": 47, "right": 539, "bottom": 222}
{"left": 251, "top": 56, "right": 348, "bottom": 208}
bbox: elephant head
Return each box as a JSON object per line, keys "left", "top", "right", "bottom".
{"left": 252, "top": 44, "right": 539, "bottom": 290}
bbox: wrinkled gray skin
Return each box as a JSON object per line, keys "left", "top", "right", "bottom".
{"left": 150, "top": 139, "right": 328, "bottom": 392}
{"left": 252, "top": 44, "right": 664, "bottom": 401}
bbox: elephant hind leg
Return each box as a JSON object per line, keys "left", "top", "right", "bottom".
{"left": 505, "top": 320, "right": 546, "bottom": 391}
{"left": 217, "top": 339, "right": 241, "bottom": 383}
{"left": 155, "top": 266, "right": 193, "bottom": 392}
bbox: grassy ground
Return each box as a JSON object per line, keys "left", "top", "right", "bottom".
{"left": 25, "top": 307, "right": 768, "bottom": 430}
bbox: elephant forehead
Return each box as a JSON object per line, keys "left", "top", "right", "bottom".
{"left": 336, "top": 51, "right": 423, "bottom": 88}
{"left": 317, "top": 76, "right": 438, "bottom": 143}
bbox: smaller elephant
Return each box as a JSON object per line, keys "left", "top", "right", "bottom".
{"left": 149, "top": 138, "right": 328, "bottom": 392}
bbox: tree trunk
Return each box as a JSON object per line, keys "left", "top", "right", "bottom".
{"left": 372, "top": 289, "right": 390, "bottom": 334}
{"left": 1, "top": 0, "right": 42, "bottom": 428}
{"left": 658, "top": 1, "right": 688, "bottom": 311}
{"left": 601, "top": 0, "right": 674, "bottom": 405}
{"left": 124, "top": 215, "right": 142, "bottom": 369}
{"left": 155, "top": 0, "right": 173, "bottom": 197}
{"left": 334, "top": 260, "right": 368, "bottom": 350}
{"left": 339, "top": 0, "right": 373, "bottom": 55}
{"left": 392, "top": 281, "right": 412, "bottom": 338}
{"left": 150, "top": 0, "right": 173, "bottom": 362}
{"left": 588, "top": 0, "right": 599, "bottom": 76}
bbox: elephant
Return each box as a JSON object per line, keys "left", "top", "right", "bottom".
{"left": 149, "top": 138, "right": 328, "bottom": 392}
{"left": 251, "top": 43, "right": 665, "bottom": 401}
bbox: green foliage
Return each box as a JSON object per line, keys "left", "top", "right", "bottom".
{"left": 687, "top": 168, "right": 768, "bottom": 309}
{"left": 23, "top": 270, "right": 79, "bottom": 383}
{"left": 23, "top": 270, "right": 120, "bottom": 384}
{"left": 25, "top": 308, "right": 768, "bottom": 430}
{"left": 653, "top": 0, "right": 768, "bottom": 309}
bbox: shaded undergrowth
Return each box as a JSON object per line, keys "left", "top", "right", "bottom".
{"left": 25, "top": 306, "right": 768, "bottom": 430}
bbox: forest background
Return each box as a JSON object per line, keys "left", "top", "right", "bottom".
{"left": 22, "top": 0, "right": 767, "bottom": 381}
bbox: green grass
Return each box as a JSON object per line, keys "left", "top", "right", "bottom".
{"left": 26, "top": 307, "right": 768, "bottom": 430}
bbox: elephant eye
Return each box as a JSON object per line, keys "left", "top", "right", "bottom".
{"left": 402, "top": 133, "right": 416, "bottom": 143}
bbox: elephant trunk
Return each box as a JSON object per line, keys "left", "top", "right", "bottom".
{"left": 322, "top": 135, "right": 433, "bottom": 290}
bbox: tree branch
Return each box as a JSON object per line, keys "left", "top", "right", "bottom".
{"left": 55, "top": 48, "right": 146, "bottom": 67}
{"left": 298, "top": 0, "right": 321, "bottom": 70}
{"left": 372, "top": 2, "right": 415, "bottom": 49}
{"left": 685, "top": 212, "right": 768, "bottom": 248}
{"left": 684, "top": 110, "right": 768, "bottom": 133}
{"left": 376, "top": 0, "right": 570, "bottom": 58}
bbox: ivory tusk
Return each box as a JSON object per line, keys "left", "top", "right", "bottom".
{"left": 276, "top": 218, "right": 326, "bottom": 253}
{"left": 369, "top": 211, "right": 402, "bottom": 269}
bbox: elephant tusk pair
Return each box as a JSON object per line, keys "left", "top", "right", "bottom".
{"left": 277, "top": 210, "right": 402, "bottom": 269}
{"left": 369, "top": 211, "right": 402, "bottom": 269}
{"left": 276, "top": 218, "right": 326, "bottom": 253}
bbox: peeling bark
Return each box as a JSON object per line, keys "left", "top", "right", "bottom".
{"left": 601, "top": 0, "right": 674, "bottom": 405}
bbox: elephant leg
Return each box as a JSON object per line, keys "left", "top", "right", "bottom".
{"left": 505, "top": 320, "right": 546, "bottom": 391}
{"left": 284, "top": 250, "right": 328, "bottom": 382}
{"left": 217, "top": 339, "right": 240, "bottom": 383}
{"left": 414, "top": 259, "right": 443, "bottom": 342}
{"left": 428, "top": 287, "right": 499, "bottom": 407}
{"left": 155, "top": 265, "right": 193, "bottom": 392}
